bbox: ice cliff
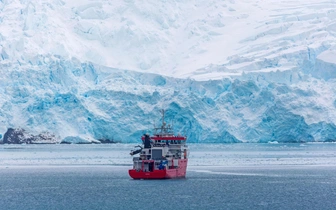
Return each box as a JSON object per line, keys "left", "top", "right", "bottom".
{"left": 1, "top": 0, "right": 336, "bottom": 143}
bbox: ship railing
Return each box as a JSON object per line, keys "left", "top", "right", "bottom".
{"left": 153, "top": 141, "right": 184, "bottom": 146}
{"left": 152, "top": 143, "right": 166, "bottom": 147}
{"left": 133, "top": 157, "right": 166, "bottom": 162}
{"left": 152, "top": 157, "right": 166, "bottom": 161}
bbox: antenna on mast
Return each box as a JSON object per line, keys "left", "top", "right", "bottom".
{"left": 160, "top": 109, "right": 165, "bottom": 127}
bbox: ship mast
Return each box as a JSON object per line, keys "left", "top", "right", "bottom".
{"left": 152, "top": 109, "right": 174, "bottom": 136}
{"left": 161, "top": 109, "right": 165, "bottom": 128}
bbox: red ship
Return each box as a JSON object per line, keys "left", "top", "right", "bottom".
{"left": 129, "top": 110, "right": 189, "bottom": 179}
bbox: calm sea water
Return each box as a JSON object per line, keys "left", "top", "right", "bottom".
{"left": 0, "top": 165, "right": 336, "bottom": 210}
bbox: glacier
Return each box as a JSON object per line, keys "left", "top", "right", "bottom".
{"left": 1, "top": 0, "right": 336, "bottom": 143}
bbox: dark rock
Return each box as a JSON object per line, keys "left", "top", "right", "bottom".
{"left": 3, "top": 128, "right": 58, "bottom": 144}
{"left": 324, "top": 139, "right": 336, "bottom": 142}
{"left": 3, "top": 128, "right": 33, "bottom": 144}
{"left": 32, "top": 132, "right": 58, "bottom": 144}
{"left": 98, "top": 138, "right": 119, "bottom": 144}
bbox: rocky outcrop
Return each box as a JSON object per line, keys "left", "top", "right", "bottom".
{"left": 97, "top": 138, "right": 119, "bottom": 144}
{"left": 1, "top": 128, "right": 119, "bottom": 144}
{"left": 2, "top": 128, "right": 58, "bottom": 144}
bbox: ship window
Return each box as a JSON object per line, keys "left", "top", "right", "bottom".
{"left": 152, "top": 149, "right": 163, "bottom": 160}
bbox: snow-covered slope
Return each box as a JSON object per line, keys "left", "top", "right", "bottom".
{"left": 1, "top": 0, "right": 336, "bottom": 143}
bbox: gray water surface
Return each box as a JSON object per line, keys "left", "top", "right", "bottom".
{"left": 0, "top": 166, "right": 335, "bottom": 210}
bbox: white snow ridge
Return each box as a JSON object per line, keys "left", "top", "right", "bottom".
{"left": 1, "top": 0, "right": 336, "bottom": 143}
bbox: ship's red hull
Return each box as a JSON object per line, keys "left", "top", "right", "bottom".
{"left": 129, "top": 159, "right": 188, "bottom": 179}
